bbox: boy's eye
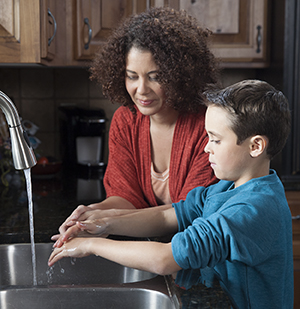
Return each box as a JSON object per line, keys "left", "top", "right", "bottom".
{"left": 210, "top": 139, "right": 220, "bottom": 144}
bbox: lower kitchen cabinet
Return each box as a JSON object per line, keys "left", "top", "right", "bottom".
{"left": 285, "top": 191, "right": 300, "bottom": 309}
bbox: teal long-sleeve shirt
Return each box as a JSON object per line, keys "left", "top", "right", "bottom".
{"left": 171, "top": 170, "right": 293, "bottom": 309}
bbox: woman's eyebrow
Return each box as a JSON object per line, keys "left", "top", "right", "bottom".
{"left": 126, "top": 69, "right": 136, "bottom": 74}
{"left": 126, "top": 69, "right": 158, "bottom": 74}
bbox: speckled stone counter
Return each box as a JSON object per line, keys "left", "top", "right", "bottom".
{"left": 0, "top": 167, "right": 105, "bottom": 243}
{"left": 0, "top": 168, "right": 233, "bottom": 308}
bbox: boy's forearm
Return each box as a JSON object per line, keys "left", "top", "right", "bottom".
{"left": 87, "top": 238, "right": 181, "bottom": 275}
{"left": 106, "top": 206, "right": 178, "bottom": 238}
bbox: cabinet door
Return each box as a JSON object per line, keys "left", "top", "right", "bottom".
{"left": 0, "top": 0, "right": 41, "bottom": 63}
{"left": 152, "top": 0, "right": 269, "bottom": 67}
{"left": 75, "top": 0, "right": 147, "bottom": 60}
{"left": 40, "top": 0, "right": 57, "bottom": 61}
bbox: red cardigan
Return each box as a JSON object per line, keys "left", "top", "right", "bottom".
{"left": 104, "top": 106, "right": 217, "bottom": 209}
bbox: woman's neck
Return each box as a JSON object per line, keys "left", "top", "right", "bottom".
{"left": 150, "top": 107, "right": 179, "bottom": 129}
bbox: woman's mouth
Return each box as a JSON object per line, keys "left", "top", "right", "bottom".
{"left": 138, "top": 99, "right": 153, "bottom": 106}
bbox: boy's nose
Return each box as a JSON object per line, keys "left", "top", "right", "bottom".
{"left": 204, "top": 142, "right": 210, "bottom": 154}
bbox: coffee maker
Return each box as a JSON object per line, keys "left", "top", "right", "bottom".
{"left": 59, "top": 106, "right": 106, "bottom": 172}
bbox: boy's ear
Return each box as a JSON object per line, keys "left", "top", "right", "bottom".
{"left": 249, "top": 135, "right": 268, "bottom": 158}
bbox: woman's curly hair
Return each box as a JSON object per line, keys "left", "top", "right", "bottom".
{"left": 90, "top": 7, "right": 220, "bottom": 114}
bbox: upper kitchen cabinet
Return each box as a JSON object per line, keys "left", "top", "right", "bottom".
{"left": 74, "top": 0, "right": 147, "bottom": 60}
{"left": 0, "top": 0, "right": 58, "bottom": 64}
{"left": 151, "top": 0, "right": 269, "bottom": 68}
{"left": 0, "top": 0, "right": 269, "bottom": 67}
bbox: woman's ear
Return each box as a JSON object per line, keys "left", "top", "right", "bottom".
{"left": 249, "top": 135, "right": 268, "bottom": 158}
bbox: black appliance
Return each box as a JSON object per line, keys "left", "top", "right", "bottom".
{"left": 59, "top": 106, "right": 106, "bottom": 173}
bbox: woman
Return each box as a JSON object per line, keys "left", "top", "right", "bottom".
{"left": 53, "top": 7, "right": 220, "bottom": 241}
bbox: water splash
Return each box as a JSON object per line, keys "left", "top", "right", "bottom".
{"left": 24, "top": 168, "right": 37, "bottom": 286}
{"left": 46, "top": 265, "right": 54, "bottom": 284}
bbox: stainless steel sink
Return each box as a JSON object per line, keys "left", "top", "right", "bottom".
{"left": 0, "top": 243, "right": 156, "bottom": 286}
{"left": 0, "top": 287, "right": 175, "bottom": 309}
{"left": 0, "top": 243, "right": 177, "bottom": 309}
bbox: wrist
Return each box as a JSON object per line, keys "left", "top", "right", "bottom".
{"left": 85, "top": 238, "right": 96, "bottom": 255}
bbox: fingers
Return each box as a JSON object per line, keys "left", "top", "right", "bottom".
{"left": 58, "top": 205, "right": 90, "bottom": 234}
{"left": 77, "top": 220, "right": 108, "bottom": 235}
{"left": 51, "top": 234, "right": 60, "bottom": 241}
{"left": 53, "top": 224, "right": 81, "bottom": 248}
{"left": 48, "top": 238, "right": 91, "bottom": 267}
{"left": 48, "top": 247, "right": 65, "bottom": 266}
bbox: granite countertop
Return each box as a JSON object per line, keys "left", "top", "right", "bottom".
{"left": 0, "top": 167, "right": 105, "bottom": 243}
{"left": 0, "top": 167, "right": 233, "bottom": 308}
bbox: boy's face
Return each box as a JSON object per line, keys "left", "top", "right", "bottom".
{"left": 204, "top": 105, "right": 253, "bottom": 188}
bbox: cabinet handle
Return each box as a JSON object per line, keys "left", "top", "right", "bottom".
{"left": 256, "top": 25, "right": 262, "bottom": 53}
{"left": 47, "top": 9, "right": 57, "bottom": 47}
{"left": 84, "top": 18, "right": 92, "bottom": 50}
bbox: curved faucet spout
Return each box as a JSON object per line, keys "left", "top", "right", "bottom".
{"left": 0, "top": 91, "right": 37, "bottom": 170}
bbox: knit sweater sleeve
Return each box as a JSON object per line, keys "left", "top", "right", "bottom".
{"left": 103, "top": 107, "right": 152, "bottom": 209}
{"left": 170, "top": 108, "right": 218, "bottom": 203}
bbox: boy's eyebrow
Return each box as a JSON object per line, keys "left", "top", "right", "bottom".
{"left": 206, "top": 130, "right": 222, "bottom": 138}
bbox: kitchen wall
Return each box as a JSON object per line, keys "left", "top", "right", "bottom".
{"left": 0, "top": 67, "right": 257, "bottom": 162}
{"left": 0, "top": 67, "right": 265, "bottom": 164}
{"left": 0, "top": 67, "right": 118, "bottom": 162}
{"left": 0, "top": 0, "right": 285, "bottom": 172}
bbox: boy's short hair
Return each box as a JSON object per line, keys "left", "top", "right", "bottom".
{"left": 205, "top": 80, "right": 291, "bottom": 159}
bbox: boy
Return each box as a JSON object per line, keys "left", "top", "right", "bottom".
{"left": 49, "top": 80, "right": 293, "bottom": 308}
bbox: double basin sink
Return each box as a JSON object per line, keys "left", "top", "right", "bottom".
{"left": 0, "top": 243, "right": 177, "bottom": 308}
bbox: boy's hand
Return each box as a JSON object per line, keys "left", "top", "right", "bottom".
{"left": 48, "top": 238, "right": 91, "bottom": 267}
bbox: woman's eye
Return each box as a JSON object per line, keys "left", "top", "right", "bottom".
{"left": 149, "top": 74, "right": 158, "bottom": 81}
{"left": 126, "top": 75, "right": 137, "bottom": 80}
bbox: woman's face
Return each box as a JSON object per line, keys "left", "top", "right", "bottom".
{"left": 125, "top": 47, "right": 168, "bottom": 117}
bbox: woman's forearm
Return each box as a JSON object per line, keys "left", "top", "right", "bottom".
{"left": 105, "top": 206, "right": 178, "bottom": 238}
{"left": 88, "top": 196, "right": 137, "bottom": 210}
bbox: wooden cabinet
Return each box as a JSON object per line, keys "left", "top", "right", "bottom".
{"left": 0, "top": 0, "right": 58, "bottom": 64}
{"left": 74, "top": 0, "right": 147, "bottom": 60}
{"left": 285, "top": 191, "right": 300, "bottom": 309}
{"left": 0, "top": 0, "right": 269, "bottom": 67}
{"left": 40, "top": 0, "right": 57, "bottom": 61}
{"left": 151, "top": 0, "right": 269, "bottom": 68}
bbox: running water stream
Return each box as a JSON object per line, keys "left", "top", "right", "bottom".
{"left": 24, "top": 168, "right": 37, "bottom": 286}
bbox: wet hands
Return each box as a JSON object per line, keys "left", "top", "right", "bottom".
{"left": 53, "top": 219, "right": 109, "bottom": 248}
{"left": 48, "top": 238, "right": 91, "bottom": 267}
{"left": 51, "top": 205, "right": 93, "bottom": 242}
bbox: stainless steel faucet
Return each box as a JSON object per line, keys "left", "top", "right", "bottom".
{"left": 0, "top": 91, "right": 37, "bottom": 170}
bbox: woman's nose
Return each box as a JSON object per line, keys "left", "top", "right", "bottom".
{"left": 137, "top": 79, "right": 150, "bottom": 94}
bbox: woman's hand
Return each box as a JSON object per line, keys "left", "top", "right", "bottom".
{"left": 51, "top": 197, "right": 137, "bottom": 242}
{"left": 53, "top": 219, "right": 109, "bottom": 248}
{"left": 51, "top": 205, "right": 91, "bottom": 242}
{"left": 48, "top": 238, "right": 92, "bottom": 267}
